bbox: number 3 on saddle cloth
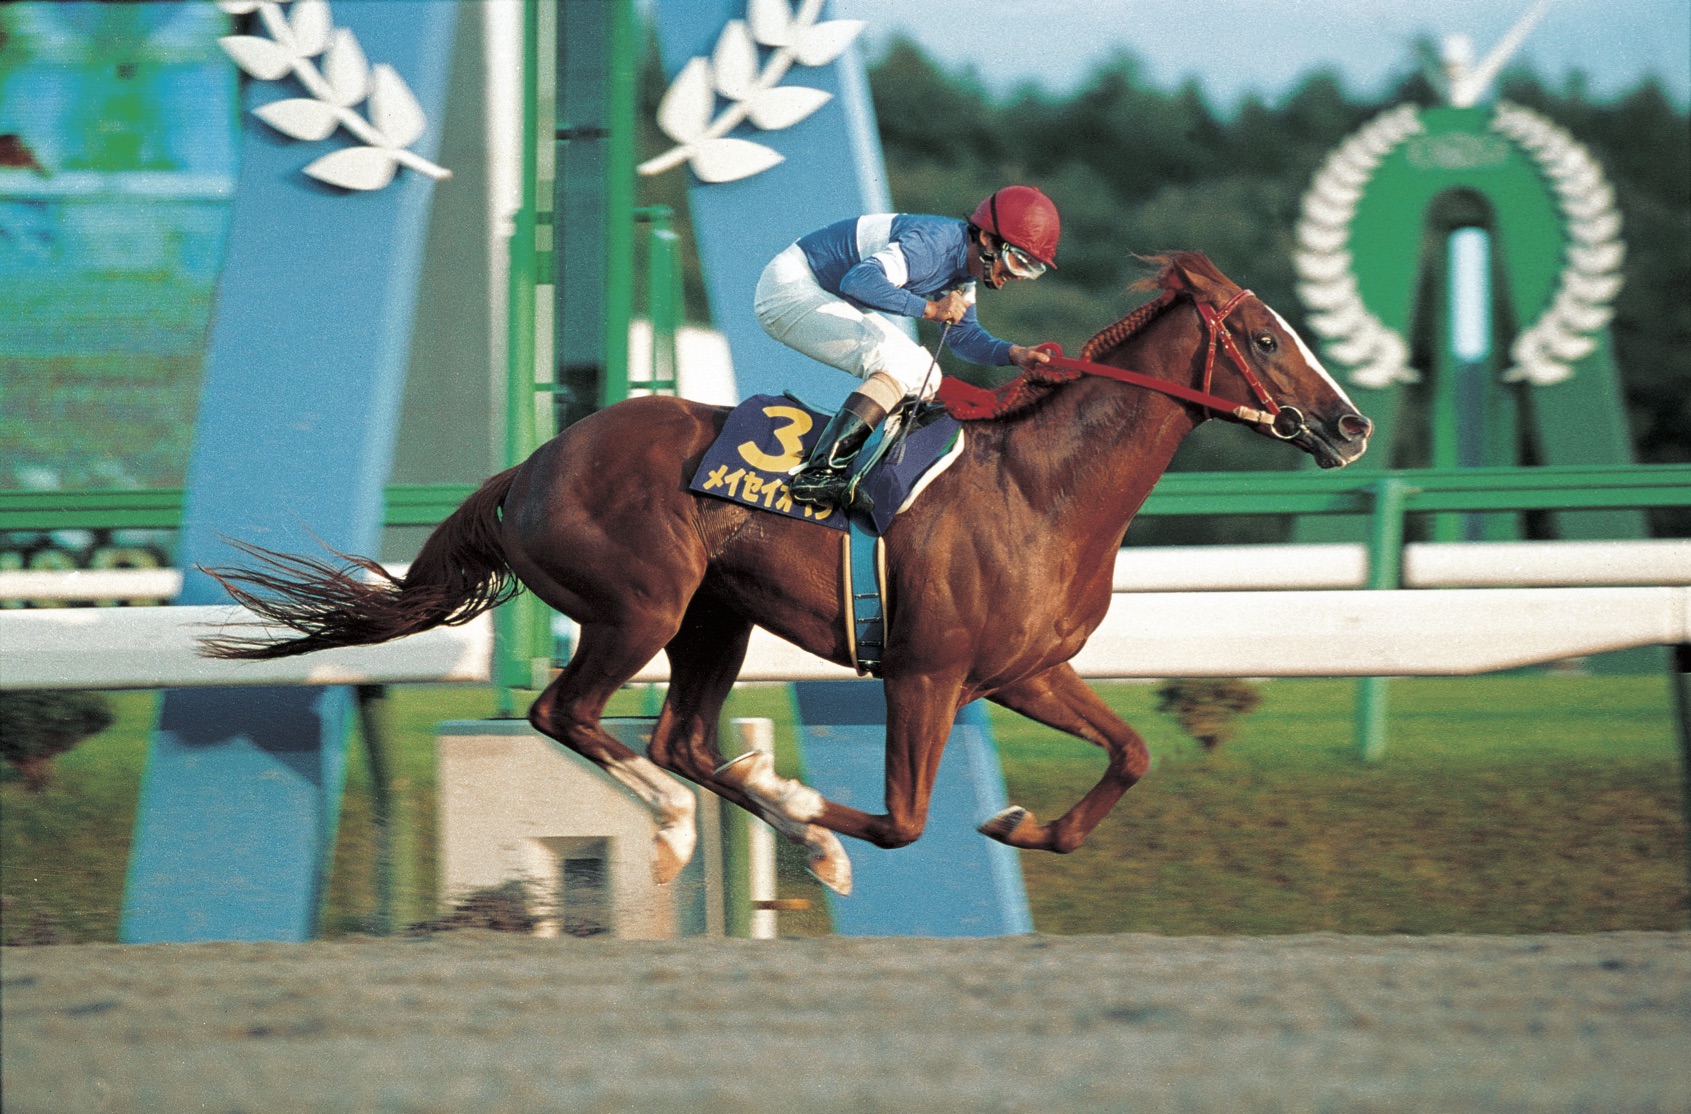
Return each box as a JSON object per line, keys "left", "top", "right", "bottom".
{"left": 689, "top": 394, "right": 965, "bottom": 676}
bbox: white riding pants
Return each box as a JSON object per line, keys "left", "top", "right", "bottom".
{"left": 754, "top": 243, "right": 940, "bottom": 399}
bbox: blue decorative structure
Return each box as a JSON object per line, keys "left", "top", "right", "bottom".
{"left": 648, "top": 0, "right": 895, "bottom": 406}
{"left": 121, "top": 1, "right": 460, "bottom": 943}
{"left": 793, "top": 682, "right": 1033, "bottom": 936}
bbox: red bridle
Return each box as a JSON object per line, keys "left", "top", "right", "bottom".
{"left": 1036, "top": 289, "right": 1308, "bottom": 440}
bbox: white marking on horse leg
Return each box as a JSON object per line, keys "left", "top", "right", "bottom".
{"left": 652, "top": 822, "right": 696, "bottom": 884}
{"left": 761, "top": 809, "right": 853, "bottom": 896}
{"left": 606, "top": 755, "right": 696, "bottom": 824}
{"left": 977, "top": 805, "right": 1030, "bottom": 843}
{"left": 715, "top": 749, "right": 824, "bottom": 823}
{"left": 605, "top": 755, "right": 697, "bottom": 881}
{"left": 798, "top": 826, "right": 852, "bottom": 896}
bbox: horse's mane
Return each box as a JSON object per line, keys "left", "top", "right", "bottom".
{"left": 944, "top": 252, "right": 1217, "bottom": 423}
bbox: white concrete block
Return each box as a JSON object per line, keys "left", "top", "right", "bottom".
{"left": 437, "top": 719, "right": 682, "bottom": 940}
{"left": 432, "top": 723, "right": 723, "bottom": 939}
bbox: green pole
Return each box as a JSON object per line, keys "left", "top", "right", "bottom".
{"left": 1355, "top": 476, "right": 1411, "bottom": 762}
{"left": 495, "top": 0, "right": 557, "bottom": 713}
{"left": 1671, "top": 644, "right": 1691, "bottom": 928}
{"left": 355, "top": 685, "right": 395, "bottom": 935}
{"left": 599, "top": 0, "right": 640, "bottom": 408}
{"left": 527, "top": 0, "right": 560, "bottom": 688}
{"left": 635, "top": 205, "right": 681, "bottom": 394}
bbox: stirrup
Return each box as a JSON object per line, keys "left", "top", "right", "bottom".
{"left": 789, "top": 464, "right": 851, "bottom": 508}
{"left": 790, "top": 401, "right": 880, "bottom": 510}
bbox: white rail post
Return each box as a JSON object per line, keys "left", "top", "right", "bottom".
{"left": 731, "top": 717, "right": 780, "bottom": 940}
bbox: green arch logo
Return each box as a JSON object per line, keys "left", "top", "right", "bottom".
{"left": 1294, "top": 102, "right": 1624, "bottom": 390}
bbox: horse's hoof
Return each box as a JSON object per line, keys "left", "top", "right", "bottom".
{"left": 804, "top": 828, "right": 853, "bottom": 896}
{"left": 978, "top": 806, "right": 1033, "bottom": 844}
{"left": 652, "top": 822, "right": 697, "bottom": 885}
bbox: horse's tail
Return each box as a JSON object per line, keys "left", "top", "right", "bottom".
{"left": 199, "top": 467, "right": 523, "bottom": 660}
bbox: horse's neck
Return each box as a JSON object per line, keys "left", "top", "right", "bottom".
{"left": 994, "top": 305, "right": 1205, "bottom": 552}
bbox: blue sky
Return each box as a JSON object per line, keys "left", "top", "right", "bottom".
{"left": 834, "top": 0, "right": 1691, "bottom": 109}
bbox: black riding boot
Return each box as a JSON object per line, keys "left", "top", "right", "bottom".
{"left": 789, "top": 393, "right": 888, "bottom": 508}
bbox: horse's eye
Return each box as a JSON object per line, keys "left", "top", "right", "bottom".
{"left": 1255, "top": 333, "right": 1278, "bottom": 353}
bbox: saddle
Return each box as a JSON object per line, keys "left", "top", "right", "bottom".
{"left": 690, "top": 394, "right": 965, "bottom": 675}
{"left": 689, "top": 393, "right": 963, "bottom": 536}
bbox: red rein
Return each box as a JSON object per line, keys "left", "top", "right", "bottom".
{"left": 939, "top": 289, "right": 1284, "bottom": 428}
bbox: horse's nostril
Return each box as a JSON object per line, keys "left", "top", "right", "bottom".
{"left": 1338, "top": 413, "right": 1372, "bottom": 442}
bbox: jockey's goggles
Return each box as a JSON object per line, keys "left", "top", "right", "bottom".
{"left": 998, "top": 242, "right": 1048, "bottom": 280}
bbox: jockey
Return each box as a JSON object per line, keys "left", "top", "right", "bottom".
{"left": 756, "top": 184, "right": 1060, "bottom": 508}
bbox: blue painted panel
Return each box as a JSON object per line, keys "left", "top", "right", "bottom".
{"left": 650, "top": 0, "right": 897, "bottom": 406}
{"left": 122, "top": 687, "right": 348, "bottom": 942}
{"left": 121, "top": 0, "right": 460, "bottom": 944}
{"left": 793, "top": 681, "right": 1033, "bottom": 937}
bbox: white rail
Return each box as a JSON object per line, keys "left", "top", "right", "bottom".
{"left": 7, "top": 539, "right": 1683, "bottom": 602}
{"left": 3, "top": 541, "right": 1686, "bottom": 690}
{"left": 1110, "top": 539, "right": 1691, "bottom": 591}
{"left": 0, "top": 606, "right": 493, "bottom": 690}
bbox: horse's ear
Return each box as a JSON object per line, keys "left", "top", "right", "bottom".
{"left": 1160, "top": 251, "right": 1234, "bottom": 302}
{"left": 1130, "top": 251, "right": 1237, "bottom": 303}
{"left": 1163, "top": 251, "right": 1217, "bottom": 294}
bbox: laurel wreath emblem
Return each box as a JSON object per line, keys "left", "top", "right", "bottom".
{"left": 1489, "top": 104, "right": 1625, "bottom": 386}
{"left": 638, "top": 0, "right": 865, "bottom": 183}
{"left": 216, "top": 0, "right": 451, "bottom": 192}
{"left": 1295, "top": 102, "right": 1624, "bottom": 390}
{"left": 1294, "top": 105, "right": 1426, "bottom": 390}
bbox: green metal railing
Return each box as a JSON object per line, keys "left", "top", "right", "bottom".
{"left": 7, "top": 463, "right": 1686, "bottom": 536}
{"left": 632, "top": 205, "right": 683, "bottom": 397}
{"left": 1139, "top": 464, "right": 1691, "bottom": 518}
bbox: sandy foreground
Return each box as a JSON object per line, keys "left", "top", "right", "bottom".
{"left": 3, "top": 931, "right": 1689, "bottom": 1114}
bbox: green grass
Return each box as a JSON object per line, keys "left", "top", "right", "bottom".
{"left": 997, "top": 676, "right": 1690, "bottom": 934}
{"left": 3, "top": 676, "right": 1685, "bottom": 943}
{"left": 0, "top": 691, "right": 153, "bottom": 943}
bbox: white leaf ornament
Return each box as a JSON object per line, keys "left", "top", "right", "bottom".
{"left": 288, "top": 0, "right": 333, "bottom": 57}
{"left": 368, "top": 64, "right": 427, "bottom": 149}
{"left": 747, "top": 0, "right": 794, "bottom": 47}
{"left": 641, "top": 0, "right": 860, "bottom": 184}
{"left": 305, "top": 145, "right": 400, "bottom": 191}
{"left": 657, "top": 57, "right": 714, "bottom": 144}
{"left": 217, "top": 0, "right": 449, "bottom": 192}
{"left": 747, "top": 85, "right": 830, "bottom": 130}
{"left": 220, "top": 34, "right": 294, "bottom": 81}
{"left": 689, "top": 137, "right": 783, "bottom": 183}
{"left": 254, "top": 97, "right": 339, "bottom": 141}
{"left": 322, "top": 28, "right": 370, "bottom": 107}
{"left": 713, "top": 21, "right": 758, "bottom": 101}
{"left": 791, "top": 20, "right": 864, "bottom": 67}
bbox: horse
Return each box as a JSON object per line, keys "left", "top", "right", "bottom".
{"left": 201, "top": 251, "right": 1371, "bottom": 896}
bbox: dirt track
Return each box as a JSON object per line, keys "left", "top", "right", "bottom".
{"left": 4, "top": 932, "right": 1689, "bottom": 1113}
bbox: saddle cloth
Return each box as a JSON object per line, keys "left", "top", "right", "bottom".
{"left": 689, "top": 393, "right": 964, "bottom": 536}
{"left": 690, "top": 394, "right": 965, "bottom": 676}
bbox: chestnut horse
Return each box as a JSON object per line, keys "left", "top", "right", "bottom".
{"left": 202, "top": 252, "right": 1370, "bottom": 895}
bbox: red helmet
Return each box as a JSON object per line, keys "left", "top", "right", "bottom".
{"left": 970, "top": 185, "right": 1060, "bottom": 269}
